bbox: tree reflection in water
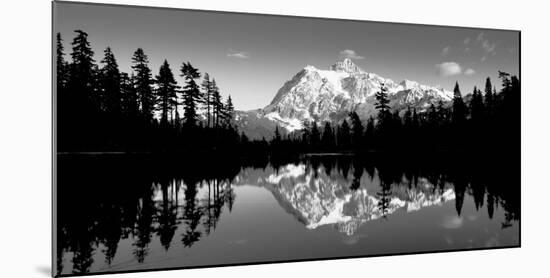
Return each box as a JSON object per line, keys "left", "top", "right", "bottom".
{"left": 56, "top": 153, "right": 519, "bottom": 275}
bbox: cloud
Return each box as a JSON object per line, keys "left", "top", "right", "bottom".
{"left": 464, "top": 37, "right": 471, "bottom": 45}
{"left": 435, "top": 62, "right": 462, "bottom": 77}
{"left": 441, "top": 46, "right": 451, "bottom": 56}
{"left": 481, "top": 56, "right": 487, "bottom": 62}
{"left": 339, "top": 49, "right": 364, "bottom": 59}
{"left": 473, "top": 32, "right": 496, "bottom": 55}
{"left": 464, "top": 68, "right": 476, "bottom": 75}
{"left": 227, "top": 51, "right": 249, "bottom": 59}
{"left": 476, "top": 32, "right": 485, "bottom": 42}
{"left": 482, "top": 39, "right": 496, "bottom": 54}
{"left": 464, "top": 47, "right": 472, "bottom": 52}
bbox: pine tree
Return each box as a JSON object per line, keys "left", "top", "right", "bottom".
{"left": 349, "top": 112, "right": 363, "bottom": 148}
{"left": 131, "top": 48, "right": 155, "bottom": 122}
{"left": 470, "top": 86, "right": 485, "bottom": 121}
{"left": 498, "top": 71, "right": 512, "bottom": 91}
{"left": 211, "top": 79, "right": 223, "bottom": 128}
{"left": 69, "top": 30, "right": 96, "bottom": 104}
{"left": 201, "top": 73, "right": 212, "bottom": 127}
{"left": 310, "top": 121, "right": 320, "bottom": 148}
{"left": 222, "top": 95, "right": 235, "bottom": 127}
{"left": 56, "top": 33, "right": 69, "bottom": 91}
{"left": 436, "top": 100, "right": 447, "bottom": 124}
{"left": 375, "top": 84, "right": 391, "bottom": 124}
{"left": 301, "top": 121, "right": 311, "bottom": 146}
{"left": 273, "top": 126, "right": 282, "bottom": 143}
{"left": 100, "top": 47, "right": 121, "bottom": 115}
{"left": 240, "top": 132, "right": 249, "bottom": 145}
{"left": 180, "top": 62, "right": 201, "bottom": 127}
{"left": 403, "top": 106, "right": 412, "bottom": 127}
{"left": 321, "top": 122, "right": 335, "bottom": 149}
{"left": 412, "top": 108, "right": 420, "bottom": 130}
{"left": 428, "top": 103, "right": 438, "bottom": 125}
{"left": 155, "top": 59, "right": 178, "bottom": 126}
{"left": 484, "top": 77, "right": 494, "bottom": 115}
{"left": 452, "top": 81, "right": 466, "bottom": 125}
{"left": 338, "top": 120, "right": 351, "bottom": 148}
{"left": 120, "top": 72, "right": 138, "bottom": 119}
{"left": 364, "top": 116, "right": 375, "bottom": 148}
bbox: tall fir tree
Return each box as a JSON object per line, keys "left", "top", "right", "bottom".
{"left": 427, "top": 103, "right": 438, "bottom": 126}
{"left": 56, "top": 33, "right": 69, "bottom": 91}
{"left": 120, "top": 72, "right": 139, "bottom": 119}
{"left": 273, "top": 126, "right": 282, "bottom": 144}
{"left": 222, "top": 95, "right": 235, "bottom": 127}
{"left": 349, "top": 112, "right": 363, "bottom": 148}
{"left": 436, "top": 100, "right": 448, "bottom": 124}
{"left": 484, "top": 77, "right": 494, "bottom": 115}
{"left": 201, "top": 73, "right": 212, "bottom": 127}
{"left": 338, "top": 120, "right": 351, "bottom": 148}
{"left": 131, "top": 48, "right": 155, "bottom": 122}
{"left": 364, "top": 116, "right": 375, "bottom": 148}
{"left": 310, "top": 121, "right": 320, "bottom": 147}
{"left": 452, "top": 81, "right": 466, "bottom": 125}
{"left": 211, "top": 79, "right": 223, "bottom": 128}
{"left": 69, "top": 30, "right": 96, "bottom": 105}
{"left": 100, "top": 47, "right": 122, "bottom": 116}
{"left": 155, "top": 59, "right": 178, "bottom": 126}
{"left": 374, "top": 84, "right": 391, "bottom": 125}
{"left": 470, "top": 86, "right": 485, "bottom": 121}
{"left": 301, "top": 121, "right": 311, "bottom": 146}
{"left": 321, "top": 122, "right": 335, "bottom": 149}
{"left": 180, "top": 62, "right": 202, "bottom": 127}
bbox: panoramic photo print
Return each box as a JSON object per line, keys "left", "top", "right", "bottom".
{"left": 53, "top": 1, "right": 520, "bottom": 276}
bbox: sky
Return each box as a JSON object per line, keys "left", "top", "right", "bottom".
{"left": 54, "top": 2, "right": 519, "bottom": 111}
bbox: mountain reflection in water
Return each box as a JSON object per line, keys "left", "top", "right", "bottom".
{"left": 250, "top": 163, "right": 456, "bottom": 235}
{"left": 56, "top": 154, "right": 519, "bottom": 275}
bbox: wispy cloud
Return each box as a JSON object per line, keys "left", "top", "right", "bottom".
{"left": 481, "top": 56, "right": 487, "bottom": 62}
{"left": 227, "top": 51, "right": 250, "bottom": 59}
{"left": 482, "top": 39, "right": 496, "bottom": 54}
{"left": 475, "top": 32, "right": 497, "bottom": 55}
{"left": 435, "top": 62, "right": 462, "bottom": 77}
{"left": 464, "top": 68, "right": 476, "bottom": 76}
{"left": 441, "top": 46, "right": 451, "bottom": 56}
{"left": 476, "top": 32, "right": 485, "bottom": 42}
{"left": 464, "top": 37, "right": 471, "bottom": 45}
{"left": 339, "top": 49, "right": 364, "bottom": 59}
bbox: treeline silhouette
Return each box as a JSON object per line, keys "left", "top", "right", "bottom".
{"left": 265, "top": 72, "right": 520, "bottom": 155}
{"left": 300, "top": 154, "right": 518, "bottom": 223}
{"left": 57, "top": 30, "right": 519, "bottom": 156}
{"left": 56, "top": 154, "right": 240, "bottom": 275}
{"left": 57, "top": 30, "right": 239, "bottom": 153}
{"left": 56, "top": 153, "right": 518, "bottom": 275}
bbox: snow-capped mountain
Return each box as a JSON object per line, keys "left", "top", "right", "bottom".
{"left": 235, "top": 163, "right": 455, "bottom": 236}
{"left": 236, "top": 58, "right": 453, "bottom": 138}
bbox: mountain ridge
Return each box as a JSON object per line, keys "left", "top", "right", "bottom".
{"left": 236, "top": 58, "right": 454, "bottom": 139}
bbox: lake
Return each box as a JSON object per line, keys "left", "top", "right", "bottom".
{"left": 55, "top": 154, "right": 520, "bottom": 276}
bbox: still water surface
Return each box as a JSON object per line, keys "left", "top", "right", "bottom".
{"left": 56, "top": 155, "right": 519, "bottom": 275}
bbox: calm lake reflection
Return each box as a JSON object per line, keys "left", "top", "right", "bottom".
{"left": 56, "top": 154, "right": 519, "bottom": 276}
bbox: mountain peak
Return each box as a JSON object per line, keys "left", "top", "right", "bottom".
{"left": 330, "top": 58, "right": 362, "bottom": 73}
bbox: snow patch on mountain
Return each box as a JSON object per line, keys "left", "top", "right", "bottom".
{"left": 260, "top": 58, "right": 453, "bottom": 132}
{"left": 235, "top": 58, "right": 454, "bottom": 138}
{"left": 264, "top": 112, "right": 304, "bottom": 132}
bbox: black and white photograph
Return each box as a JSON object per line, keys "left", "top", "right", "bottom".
{"left": 52, "top": 1, "right": 521, "bottom": 277}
